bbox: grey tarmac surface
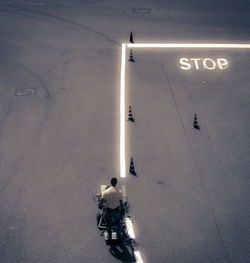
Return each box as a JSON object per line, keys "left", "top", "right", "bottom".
{"left": 0, "top": 1, "right": 249, "bottom": 262}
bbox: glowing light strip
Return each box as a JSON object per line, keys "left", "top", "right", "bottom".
{"left": 125, "top": 217, "right": 144, "bottom": 262}
{"left": 127, "top": 43, "right": 250, "bottom": 49}
{"left": 120, "top": 44, "right": 126, "bottom": 178}
{"left": 125, "top": 217, "right": 135, "bottom": 239}
{"left": 135, "top": 251, "right": 144, "bottom": 263}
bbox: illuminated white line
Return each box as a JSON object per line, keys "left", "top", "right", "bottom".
{"left": 120, "top": 44, "right": 126, "bottom": 178}
{"left": 125, "top": 217, "right": 135, "bottom": 239}
{"left": 135, "top": 251, "right": 144, "bottom": 263}
{"left": 127, "top": 43, "right": 250, "bottom": 49}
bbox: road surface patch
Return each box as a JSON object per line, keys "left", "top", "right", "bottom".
{"left": 133, "top": 8, "right": 151, "bottom": 14}
{"left": 15, "top": 88, "right": 36, "bottom": 96}
{"left": 25, "top": 2, "right": 46, "bottom": 6}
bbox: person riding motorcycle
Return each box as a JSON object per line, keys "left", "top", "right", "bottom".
{"left": 102, "top": 177, "right": 123, "bottom": 240}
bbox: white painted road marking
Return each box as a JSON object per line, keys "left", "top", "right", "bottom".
{"left": 179, "top": 57, "right": 229, "bottom": 70}
{"left": 127, "top": 43, "right": 250, "bottom": 49}
{"left": 134, "top": 251, "right": 144, "bottom": 263}
{"left": 120, "top": 44, "right": 126, "bottom": 178}
{"left": 125, "top": 217, "right": 135, "bottom": 239}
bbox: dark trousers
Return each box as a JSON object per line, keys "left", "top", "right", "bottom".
{"left": 104, "top": 207, "right": 121, "bottom": 240}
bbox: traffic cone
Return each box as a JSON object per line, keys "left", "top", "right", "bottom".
{"left": 128, "top": 106, "right": 135, "bottom": 122}
{"left": 193, "top": 114, "right": 200, "bottom": 130}
{"left": 129, "top": 157, "right": 137, "bottom": 176}
{"left": 129, "top": 50, "right": 135, "bottom": 62}
{"left": 129, "top": 32, "right": 134, "bottom": 43}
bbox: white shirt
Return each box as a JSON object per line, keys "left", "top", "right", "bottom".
{"left": 102, "top": 186, "right": 122, "bottom": 209}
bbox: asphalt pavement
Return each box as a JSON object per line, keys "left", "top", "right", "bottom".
{"left": 0, "top": 1, "right": 250, "bottom": 262}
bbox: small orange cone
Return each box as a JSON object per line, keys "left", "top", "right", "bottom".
{"left": 128, "top": 106, "right": 135, "bottom": 122}
{"left": 129, "top": 157, "right": 137, "bottom": 176}
{"left": 193, "top": 114, "right": 200, "bottom": 130}
{"left": 129, "top": 32, "right": 134, "bottom": 43}
{"left": 129, "top": 50, "right": 135, "bottom": 62}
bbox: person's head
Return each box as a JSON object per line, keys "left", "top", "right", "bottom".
{"left": 111, "top": 177, "right": 118, "bottom": 186}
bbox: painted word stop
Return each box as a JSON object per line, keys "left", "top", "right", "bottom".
{"left": 179, "top": 58, "right": 229, "bottom": 70}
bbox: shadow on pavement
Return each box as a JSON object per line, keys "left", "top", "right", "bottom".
{"left": 109, "top": 243, "right": 136, "bottom": 263}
